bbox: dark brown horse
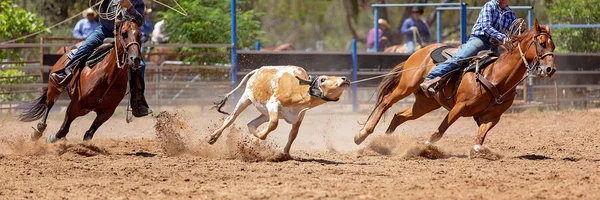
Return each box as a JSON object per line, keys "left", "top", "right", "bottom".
{"left": 355, "top": 20, "right": 556, "bottom": 152}
{"left": 19, "top": 18, "right": 142, "bottom": 142}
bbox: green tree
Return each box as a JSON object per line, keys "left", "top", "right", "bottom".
{"left": 0, "top": 0, "right": 46, "bottom": 101}
{"left": 548, "top": 0, "right": 600, "bottom": 53}
{"left": 0, "top": 0, "right": 49, "bottom": 60}
{"left": 164, "top": 0, "right": 263, "bottom": 64}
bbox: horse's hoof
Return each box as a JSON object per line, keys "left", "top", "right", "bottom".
{"left": 354, "top": 134, "right": 366, "bottom": 145}
{"left": 207, "top": 135, "right": 218, "bottom": 145}
{"left": 31, "top": 132, "right": 42, "bottom": 141}
{"left": 46, "top": 135, "right": 57, "bottom": 143}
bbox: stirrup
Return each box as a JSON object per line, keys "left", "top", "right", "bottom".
{"left": 420, "top": 77, "right": 441, "bottom": 98}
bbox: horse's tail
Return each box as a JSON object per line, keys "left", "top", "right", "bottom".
{"left": 19, "top": 87, "right": 48, "bottom": 122}
{"left": 365, "top": 62, "right": 405, "bottom": 123}
{"left": 214, "top": 69, "right": 259, "bottom": 115}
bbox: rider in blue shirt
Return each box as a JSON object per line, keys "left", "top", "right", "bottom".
{"left": 51, "top": 0, "right": 151, "bottom": 117}
{"left": 420, "top": 0, "right": 516, "bottom": 94}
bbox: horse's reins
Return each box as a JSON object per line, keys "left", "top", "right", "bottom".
{"left": 478, "top": 31, "right": 554, "bottom": 109}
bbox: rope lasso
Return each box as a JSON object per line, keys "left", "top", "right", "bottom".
{"left": 0, "top": 1, "right": 102, "bottom": 44}
{"left": 350, "top": 55, "right": 480, "bottom": 84}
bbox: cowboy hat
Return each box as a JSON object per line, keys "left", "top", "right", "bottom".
{"left": 378, "top": 18, "right": 390, "bottom": 28}
{"left": 82, "top": 8, "right": 97, "bottom": 18}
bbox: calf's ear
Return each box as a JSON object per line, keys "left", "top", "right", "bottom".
{"left": 296, "top": 75, "right": 314, "bottom": 85}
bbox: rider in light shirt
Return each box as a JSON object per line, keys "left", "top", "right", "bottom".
{"left": 420, "top": 0, "right": 516, "bottom": 94}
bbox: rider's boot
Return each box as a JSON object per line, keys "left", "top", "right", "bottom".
{"left": 419, "top": 76, "right": 442, "bottom": 98}
{"left": 130, "top": 73, "right": 152, "bottom": 117}
{"left": 50, "top": 62, "right": 77, "bottom": 87}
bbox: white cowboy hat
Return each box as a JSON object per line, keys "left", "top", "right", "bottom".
{"left": 378, "top": 18, "right": 390, "bottom": 28}
{"left": 82, "top": 8, "right": 97, "bottom": 18}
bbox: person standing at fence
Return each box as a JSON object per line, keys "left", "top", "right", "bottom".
{"left": 400, "top": 7, "right": 430, "bottom": 54}
{"left": 51, "top": 0, "right": 151, "bottom": 117}
{"left": 367, "top": 19, "right": 389, "bottom": 52}
{"left": 420, "top": 0, "right": 516, "bottom": 93}
{"left": 72, "top": 8, "right": 99, "bottom": 39}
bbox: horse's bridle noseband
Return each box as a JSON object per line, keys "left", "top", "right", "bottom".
{"left": 517, "top": 32, "right": 555, "bottom": 74}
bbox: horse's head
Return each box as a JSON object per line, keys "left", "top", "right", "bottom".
{"left": 513, "top": 19, "right": 556, "bottom": 78}
{"left": 118, "top": 18, "right": 142, "bottom": 70}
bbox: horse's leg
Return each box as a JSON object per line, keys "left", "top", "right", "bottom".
{"left": 355, "top": 87, "right": 413, "bottom": 144}
{"left": 472, "top": 115, "right": 501, "bottom": 152}
{"left": 83, "top": 110, "right": 115, "bottom": 141}
{"left": 207, "top": 97, "right": 252, "bottom": 144}
{"left": 426, "top": 103, "right": 465, "bottom": 144}
{"left": 47, "top": 102, "right": 79, "bottom": 143}
{"left": 385, "top": 91, "right": 441, "bottom": 134}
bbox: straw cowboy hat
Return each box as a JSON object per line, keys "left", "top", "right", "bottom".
{"left": 378, "top": 18, "right": 390, "bottom": 28}
{"left": 82, "top": 8, "right": 97, "bottom": 18}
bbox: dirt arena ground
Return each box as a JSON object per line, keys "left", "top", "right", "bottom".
{"left": 1, "top": 104, "right": 600, "bottom": 199}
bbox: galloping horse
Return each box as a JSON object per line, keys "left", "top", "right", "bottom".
{"left": 19, "top": 17, "right": 142, "bottom": 142}
{"left": 355, "top": 20, "right": 556, "bottom": 152}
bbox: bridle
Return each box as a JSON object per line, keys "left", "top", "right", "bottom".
{"left": 115, "top": 19, "right": 141, "bottom": 69}
{"left": 516, "top": 32, "right": 555, "bottom": 76}
{"left": 307, "top": 77, "right": 340, "bottom": 102}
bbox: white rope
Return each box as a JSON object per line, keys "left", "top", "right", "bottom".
{"left": 152, "top": 0, "right": 188, "bottom": 16}
{"left": 0, "top": 1, "right": 102, "bottom": 44}
{"left": 350, "top": 55, "right": 480, "bottom": 84}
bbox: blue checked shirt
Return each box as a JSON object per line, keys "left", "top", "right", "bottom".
{"left": 471, "top": 0, "right": 516, "bottom": 43}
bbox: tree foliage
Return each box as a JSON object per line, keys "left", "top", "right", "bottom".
{"left": 548, "top": 0, "right": 600, "bottom": 53}
{"left": 0, "top": 0, "right": 49, "bottom": 60}
{"left": 164, "top": 0, "right": 263, "bottom": 64}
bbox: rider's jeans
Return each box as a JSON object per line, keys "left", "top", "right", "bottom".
{"left": 64, "top": 25, "right": 114, "bottom": 69}
{"left": 426, "top": 35, "right": 492, "bottom": 80}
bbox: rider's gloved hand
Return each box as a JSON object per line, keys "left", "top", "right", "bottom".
{"left": 410, "top": 26, "right": 418, "bottom": 31}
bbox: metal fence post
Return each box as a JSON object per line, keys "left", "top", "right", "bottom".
{"left": 230, "top": 0, "right": 237, "bottom": 90}
{"left": 436, "top": 10, "right": 442, "bottom": 43}
{"left": 351, "top": 39, "right": 358, "bottom": 112}
{"left": 460, "top": 2, "right": 467, "bottom": 44}
{"left": 374, "top": 7, "right": 379, "bottom": 52}
{"left": 527, "top": 9, "right": 533, "bottom": 30}
{"left": 527, "top": 8, "right": 534, "bottom": 102}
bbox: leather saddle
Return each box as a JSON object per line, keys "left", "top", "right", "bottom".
{"left": 67, "top": 38, "right": 115, "bottom": 68}
{"left": 430, "top": 45, "right": 497, "bottom": 75}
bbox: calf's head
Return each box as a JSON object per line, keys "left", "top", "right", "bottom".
{"left": 296, "top": 75, "right": 351, "bottom": 101}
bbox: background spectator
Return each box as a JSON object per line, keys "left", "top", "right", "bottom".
{"left": 400, "top": 7, "right": 430, "bottom": 53}
{"left": 72, "top": 8, "right": 99, "bottom": 39}
{"left": 367, "top": 18, "right": 389, "bottom": 52}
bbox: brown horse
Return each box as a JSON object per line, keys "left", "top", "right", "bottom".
{"left": 19, "top": 18, "right": 142, "bottom": 142}
{"left": 355, "top": 20, "right": 556, "bottom": 152}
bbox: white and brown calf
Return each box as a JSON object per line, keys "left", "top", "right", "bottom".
{"left": 208, "top": 66, "right": 350, "bottom": 156}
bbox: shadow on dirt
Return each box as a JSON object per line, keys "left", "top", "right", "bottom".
{"left": 124, "top": 151, "right": 157, "bottom": 157}
{"left": 294, "top": 158, "right": 371, "bottom": 166}
{"left": 515, "top": 154, "right": 552, "bottom": 160}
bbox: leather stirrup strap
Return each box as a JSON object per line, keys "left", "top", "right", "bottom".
{"left": 475, "top": 73, "right": 502, "bottom": 103}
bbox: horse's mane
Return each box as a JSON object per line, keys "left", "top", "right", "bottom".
{"left": 504, "top": 21, "right": 550, "bottom": 56}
